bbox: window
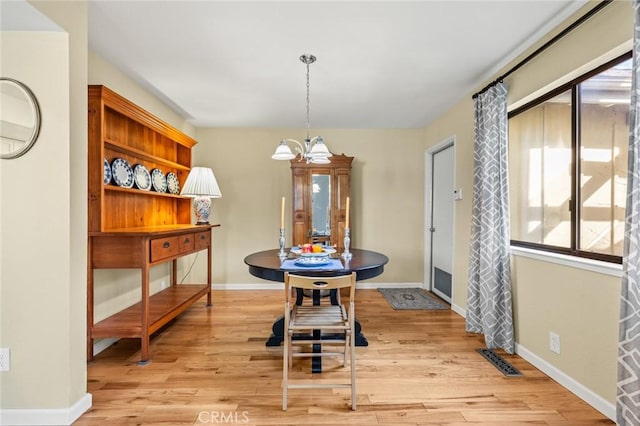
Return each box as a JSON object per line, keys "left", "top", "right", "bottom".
{"left": 509, "top": 52, "right": 632, "bottom": 263}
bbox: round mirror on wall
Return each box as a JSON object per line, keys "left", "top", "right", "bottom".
{"left": 0, "top": 77, "right": 41, "bottom": 159}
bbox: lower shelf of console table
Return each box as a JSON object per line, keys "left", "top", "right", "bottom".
{"left": 92, "top": 284, "right": 210, "bottom": 339}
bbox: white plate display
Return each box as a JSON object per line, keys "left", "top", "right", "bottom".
{"left": 104, "top": 158, "right": 112, "bottom": 185}
{"left": 111, "top": 158, "right": 134, "bottom": 188}
{"left": 151, "top": 168, "right": 167, "bottom": 193}
{"left": 133, "top": 164, "right": 152, "bottom": 191}
{"left": 294, "top": 256, "right": 332, "bottom": 267}
{"left": 166, "top": 172, "right": 180, "bottom": 194}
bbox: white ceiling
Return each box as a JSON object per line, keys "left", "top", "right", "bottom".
{"left": 4, "top": 1, "right": 589, "bottom": 129}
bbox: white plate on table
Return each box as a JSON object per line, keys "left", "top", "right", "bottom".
{"left": 294, "top": 256, "right": 332, "bottom": 267}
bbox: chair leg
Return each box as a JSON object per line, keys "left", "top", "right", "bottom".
{"left": 283, "top": 329, "right": 289, "bottom": 410}
{"left": 343, "top": 331, "right": 349, "bottom": 366}
{"left": 288, "top": 331, "right": 293, "bottom": 368}
{"left": 350, "top": 322, "right": 356, "bottom": 410}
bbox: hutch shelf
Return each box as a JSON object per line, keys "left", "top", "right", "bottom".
{"left": 87, "top": 85, "right": 219, "bottom": 364}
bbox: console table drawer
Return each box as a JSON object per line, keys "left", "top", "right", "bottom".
{"left": 150, "top": 236, "right": 180, "bottom": 262}
{"left": 195, "top": 231, "right": 211, "bottom": 250}
{"left": 178, "top": 233, "right": 195, "bottom": 253}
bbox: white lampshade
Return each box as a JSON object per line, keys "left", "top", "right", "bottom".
{"left": 181, "top": 167, "right": 222, "bottom": 198}
{"left": 272, "top": 140, "right": 296, "bottom": 160}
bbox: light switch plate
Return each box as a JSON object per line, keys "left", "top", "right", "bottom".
{"left": 0, "top": 348, "right": 10, "bottom": 371}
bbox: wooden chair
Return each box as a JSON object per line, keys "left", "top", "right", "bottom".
{"left": 282, "top": 272, "right": 357, "bottom": 411}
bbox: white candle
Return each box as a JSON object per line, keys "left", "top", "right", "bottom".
{"left": 345, "top": 196, "right": 350, "bottom": 229}
{"left": 280, "top": 197, "right": 285, "bottom": 229}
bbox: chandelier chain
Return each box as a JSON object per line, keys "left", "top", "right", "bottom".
{"left": 306, "top": 60, "right": 311, "bottom": 141}
{"left": 272, "top": 53, "right": 330, "bottom": 164}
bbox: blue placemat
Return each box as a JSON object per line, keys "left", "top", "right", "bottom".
{"left": 281, "top": 258, "right": 344, "bottom": 271}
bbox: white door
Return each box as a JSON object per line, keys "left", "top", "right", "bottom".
{"left": 427, "top": 142, "right": 454, "bottom": 303}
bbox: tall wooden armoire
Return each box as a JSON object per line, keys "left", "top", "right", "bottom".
{"left": 290, "top": 154, "right": 353, "bottom": 251}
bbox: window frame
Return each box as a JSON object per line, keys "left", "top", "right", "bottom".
{"left": 508, "top": 51, "right": 632, "bottom": 265}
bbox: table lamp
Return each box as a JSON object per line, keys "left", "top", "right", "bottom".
{"left": 180, "top": 167, "right": 222, "bottom": 225}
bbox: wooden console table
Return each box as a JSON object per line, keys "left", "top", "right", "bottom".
{"left": 87, "top": 225, "right": 219, "bottom": 364}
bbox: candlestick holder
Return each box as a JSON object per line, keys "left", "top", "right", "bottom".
{"left": 278, "top": 228, "right": 286, "bottom": 257}
{"left": 342, "top": 227, "right": 352, "bottom": 259}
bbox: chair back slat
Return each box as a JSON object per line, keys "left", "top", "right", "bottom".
{"left": 285, "top": 272, "right": 356, "bottom": 300}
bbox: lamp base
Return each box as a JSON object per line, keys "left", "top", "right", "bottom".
{"left": 193, "top": 196, "right": 212, "bottom": 225}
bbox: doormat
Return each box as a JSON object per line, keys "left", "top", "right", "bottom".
{"left": 377, "top": 288, "right": 448, "bottom": 310}
{"left": 476, "top": 348, "right": 523, "bottom": 377}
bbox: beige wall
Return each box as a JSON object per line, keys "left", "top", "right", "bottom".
{"left": 32, "top": 1, "right": 90, "bottom": 411}
{"left": 0, "top": 31, "right": 73, "bottom": 408}
{"left": 422, "top": 0, "right": 632, "bottom": 408}
{"left": 194, "top": 127, "right": 426, "bottom": 285}
{"left": 0, "top": 0, "right": 89, "bottom": 418}
{"left": 512, "top": 256, "right": 620, "bottom": 401}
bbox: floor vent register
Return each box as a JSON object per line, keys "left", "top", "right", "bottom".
{"left": 476, "top": 348, "right": 523, "bottom": 377}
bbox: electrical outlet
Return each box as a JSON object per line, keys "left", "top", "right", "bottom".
{"left": 549, "top": 332, "right": 561, "bottom": 354}
{"left": 0, "top": 348, "right": 10, "bottom": 371}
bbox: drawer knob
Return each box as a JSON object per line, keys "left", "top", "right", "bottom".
{"left": 184, "top": 238, "right": 190, "bottom": 244}
{"left": 163, "top": 242, "right": 170, "bottom": 248}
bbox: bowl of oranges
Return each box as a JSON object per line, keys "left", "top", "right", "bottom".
{"left": 291, "top": 243, "right": 336, "bottom": 256}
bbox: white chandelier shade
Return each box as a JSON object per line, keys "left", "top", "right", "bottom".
{"left": 272, "top": 54, "right": 332, "bottom": 164}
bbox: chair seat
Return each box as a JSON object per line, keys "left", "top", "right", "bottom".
{"left": 289, "top": 305, "right": 348, "bottom": 329}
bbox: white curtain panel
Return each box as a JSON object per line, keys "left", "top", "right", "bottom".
{"left": 466, "top": 82, "right": 515, "bottom": 354}
{"left": 617, "top": 2, "right": 640, "bottom": 423}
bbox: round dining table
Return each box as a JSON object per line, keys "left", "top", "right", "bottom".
{"left": 244, "top": 248, "right": 389, "bottom": 282}
{"left": 244, "top": 248, "right": 389, "bottom": 372}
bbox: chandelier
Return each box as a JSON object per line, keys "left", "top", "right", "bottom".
{"left": 272, "top": 54, "right": 332, "bottom": 164}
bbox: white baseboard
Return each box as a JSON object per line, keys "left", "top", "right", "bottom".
{"left": 92, "top": 337, "right": 119, "bottom": 356}
{"left": 515, "top": 343, "right": 615, "bottom": 421}
{"left": 451, "top": 303, "right": 466, "bottom": 317}
{"left": 0, "top": 393, "right": 92, "bottom": 426}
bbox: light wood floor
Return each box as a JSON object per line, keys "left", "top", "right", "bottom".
{"left": 78, "top": 289, "right": 613, "bottom": 425}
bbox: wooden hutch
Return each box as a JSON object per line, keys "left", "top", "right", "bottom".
{"left": 290, "top": 154, "right": 353, "bottom": 251}
{"left": 87, "top": 85, "right": 218, "bottom": 364}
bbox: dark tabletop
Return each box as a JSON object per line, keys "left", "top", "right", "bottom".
{"left": 244, "top": 248, "right": 389, "bottom": 282}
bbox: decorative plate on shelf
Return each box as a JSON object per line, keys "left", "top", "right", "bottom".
{"left": 151, "top": 168, "right": 167, "bottom": 193}
{"left": 104, "top": 158, "right": 112, "bottom": 185}
{"left": 111, "top": 158, "right": 134, "bottom": 188}
{"left": 166, "top": 172, "right": 180, "bottom": 194}
{"left": 133, "top": 164, "right": 152, "bottom": 191}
